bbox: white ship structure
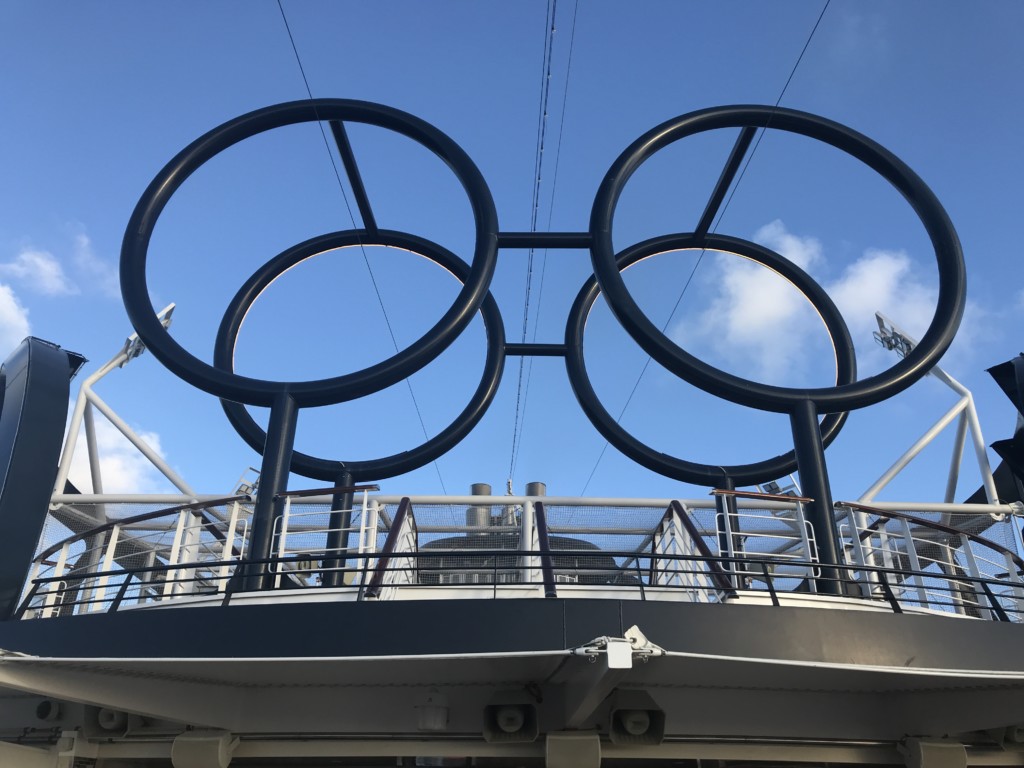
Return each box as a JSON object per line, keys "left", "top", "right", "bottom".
{"left": 0, "top": 100, "right": 1021, "bottom": 768}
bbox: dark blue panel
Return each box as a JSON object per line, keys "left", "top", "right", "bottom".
{"left": 0, "top": 338, "right": 73, "bottom": 619}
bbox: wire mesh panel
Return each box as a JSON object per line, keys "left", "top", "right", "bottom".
{"left": 719, "top": 501, "right": 818, "bottom": 592}
{"left": 22, "top": 494, "right": 1024, "bottom": 620}
{"left": 406, "top": 502, "right": 519, "bottom": 586}
{"left": 544, "top": 504, "right": 668, "bottom": 586}
{"left": 24, "top": 498, "right": 253, "bottom": 617}
{"left": 838, "top": 505, "right": 1024, "bottom": 621}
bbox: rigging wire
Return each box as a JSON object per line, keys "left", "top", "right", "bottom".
{"left": 510, "top": 0, "right": 581, "bottom": 483}
{"left": 579, "top": 0, "right": 832, "bottom": 495}
{"left": 508, "top": 0, "right": 559, "bottom": 487}
{"left": 276, "top": 0, "right": 447, "bottom": 492}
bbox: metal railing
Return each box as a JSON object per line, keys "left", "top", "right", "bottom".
{"left": 27, "top": 495, "right": 251, "bottom": 618}
{"left": 19, "top": 492, "right": 1024, "bottom": 622}
{"left": 838, "top": 501, "right": 1024, "bottom": 619}
{"left": 711, "top": 489, "right": 819, "bottom": 591}
{"left": 269, "top": 487, "right": 378, "bottom": 588}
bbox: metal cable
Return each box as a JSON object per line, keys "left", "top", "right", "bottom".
{"left": 276, "top": 0, "right": 447, "bottom": 492}
{"left": 511, "top": 0, "right": 580, "bottom": 480}
{"left": 508, "top": 0, "right": 558, "bottom": 486}
{"left": 579, "top": 0, "right": 831, "bottom": 494}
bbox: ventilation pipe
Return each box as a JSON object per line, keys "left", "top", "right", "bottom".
{"left": 467, "top": 483, "right": 492, "bottom": 531}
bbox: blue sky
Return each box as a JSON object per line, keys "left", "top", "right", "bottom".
{"left": 1, "top": 2, "right": 1022, "bottom": 503}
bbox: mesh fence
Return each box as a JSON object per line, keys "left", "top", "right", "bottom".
{"left": 24, "top": 496, "right": 1024, "bottom": 621}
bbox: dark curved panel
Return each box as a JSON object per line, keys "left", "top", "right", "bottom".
{"left": 0, "top": 338, "right": 74, "bottom": 619}
{"left": 2, "top": 598, "right": 1024, "bottom": 675}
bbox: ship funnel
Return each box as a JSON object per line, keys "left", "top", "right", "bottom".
{"left": 467, "top": 483, "right": 492, "bottom": 530}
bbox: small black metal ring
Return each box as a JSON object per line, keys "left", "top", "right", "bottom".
{"left": 216, "top": 230, "right": 505, "bottom": 482}
{"left": 121, "top": 99, "right": 498, "bottom": 408}
{"left": 590, "top": 105, "right": 964, "bottom": 414}
{"left": 565, "top": 233, "right": 855, "bottom": 486}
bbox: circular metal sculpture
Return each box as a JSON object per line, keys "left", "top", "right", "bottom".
{"left": 121, "top": 99, "right": 965, "bottom": 579}
{"left": 589, "top": 105, "right": 965, "bottom": 414}
{"left": 564, "top": 233, "right": 856, "bottom": 486}
{"left": 214, "top": 230, "right": 505, "bottom": 482}
{"left": 121, "top": 99, "right": 499, "bottom": 409}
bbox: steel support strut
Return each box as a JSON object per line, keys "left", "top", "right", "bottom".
{"left": 790, "top": 399, "right": 843, "bottom": 595}
{"left": 244, "top": 392, "right": 298, "bottom": 591}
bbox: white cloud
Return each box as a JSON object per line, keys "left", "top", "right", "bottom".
{"left": 66, "top": 412, "right": 169, "bottom": 494}
{"left": 668, "top": 221, "right": 827, "bottom": 382}
{"left": 672, "top": 266, "right": 822, "bottom": 382}
{"left": 669, "top": 220, "right": 962, "bottom": 382}
{"left": 754, "top": 219, "right": 822, "bottom": 270}
{"left": 72, "top": 234, "right": 119, "bottom": 298}
{"left": 0, "top": 283, "right": 31, "bottom": 357}
{"left": 0, "top": 249, "right": 78, "bottom": 296}
{"left": 826, "top": 248, "right": 936, "bottom": 340}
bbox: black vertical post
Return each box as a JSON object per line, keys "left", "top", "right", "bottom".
{"left": 790, "top": 399, "right": 842, "bottom": 596}
{"left": 244, "top": 391, "right": 298, "bottom": 592}
{"left": 322, "top": 470, "right": 355, "bottom": 588}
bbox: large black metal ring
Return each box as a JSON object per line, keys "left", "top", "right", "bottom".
{"left": 566, "top": 233, "right": 856, "bottom": 486}
{"left": 121, "top": 99, "right": 499, "bottom": 408}
{"left": 590, "top": 105, "right": 965, "bottom": 414}
{"left": 216, "top": 230, "right": 505, "bottom": 482}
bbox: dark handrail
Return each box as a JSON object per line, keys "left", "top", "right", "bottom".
{"left": 711, "top": 488, "right": 814, "bottom": 504}
{"left": 19, "top": 547, "right": 1022, "bottom": 622}
{"left": 667, "top": 500, "right": 738, "bottom": 596}
{"left": 274, "top": 484, "right": 379, "bottom": 500}
{"left": 363, "top": 497, "right": 413, "bottom": 599}
{"left": 36, "top": 495, "right": 251, "bottom": 563}
{"left": 837, "top": 501, "right": 1024, "bottom": 572}
{"left": 533, "top": 502, "right": 557, "bottom": 598}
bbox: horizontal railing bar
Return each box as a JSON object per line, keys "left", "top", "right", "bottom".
{"left": 848, "top": 501, "right": 1019, "bottom": 515}
{"left": 51, "top": 494, "right": 242, "bottom": 504}
{"left": 26, "top": 567, "right": 1022, "bottom": 622}
{"left": 274, "top": 485, "right": 379, "bottom": 500}
{"left": 31, "top": 547, "right": 1024, "bottom": 582}
{"left": 712, "top": 488, "right": 814, "bottom": 504}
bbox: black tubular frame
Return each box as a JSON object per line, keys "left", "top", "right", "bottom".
{"left": 214, "top": 230, "right": 506, "bottom": 482}
{"left": 119, "top": 99, "right": 965, "bottom": 584}
{"left": 563, "top": 233, "right": 856, "bottom": 487}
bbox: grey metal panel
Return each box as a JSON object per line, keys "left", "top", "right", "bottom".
{"left": 3, "top": 598, "right": 1024, "bottom": 678}
{"left": 0, "top": 338, "right": 73, "bottom": 618}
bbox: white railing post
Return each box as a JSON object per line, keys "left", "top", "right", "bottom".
{"left": 1003, "top": 551, "right": 1024, "bottom": 620}
{"left": 795, "top": 502, "right": 818, "bottom": 592}
{"left": 961, "top": 540, "right": 994, "bottom": 619}
{"left": 519, "top": 500, "right": 538, "bottom": 586}
{"left": 273, "top": 496, "right": 293, "bottom": 589}
{"left": 92, "top": 524, "right": 121, "bottom": 613}
{"left": 162, "top": 511, "right": 188, "bottom": 599}
{"left": 898, "top": 519, "right": 929, "bottom": 607}
{"left": 175, "top": 513, "right": 202, "bottom": 596}
{"left": 717, "top": 506, "right": 737, "bottom": 589}
{"left": 355, "top": 500, "right": 381, "bottom": 585}
{"left": 218, "top": 501, "right": 242, "bottom": 585}
{"left": 842, "top": 506, "right": 875, "bottom": 596}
